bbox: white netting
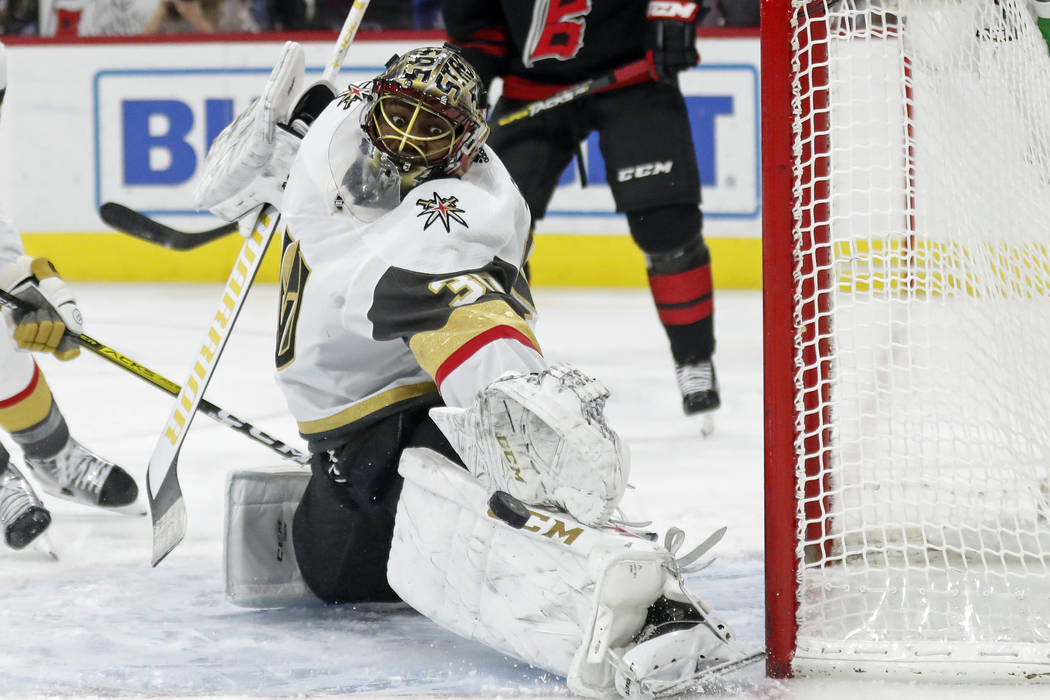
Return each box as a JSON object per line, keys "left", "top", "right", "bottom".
{"left": 789, "top": 0, "right": 1050, "bottom": 678}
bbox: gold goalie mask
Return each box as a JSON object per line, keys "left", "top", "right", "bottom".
{"left": 363, "top": 45, "right": 490, "bottom": 190}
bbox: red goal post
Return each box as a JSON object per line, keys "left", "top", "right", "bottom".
{"left": 762, "top": 0, "right": 1050, "bottom": 682}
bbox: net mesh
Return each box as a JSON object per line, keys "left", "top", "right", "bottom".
{"left": 789, "top": 0, "right": 1050, "bottom": 674}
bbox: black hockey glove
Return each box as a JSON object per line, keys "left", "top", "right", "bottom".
{"left": 645, "top": 0, "right": 703, "bottom": 83}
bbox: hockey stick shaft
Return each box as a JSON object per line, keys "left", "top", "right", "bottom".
{"left": 0, "top": 288, "right": 308, "bottom": 464}
{"left": 99, "top": 202, "right": 237, "bottom": 251}
{"left": 323, "top": 0, "right": 372, "bottom": 84}
{"left": 495, "top": 58, "right": 659, "bottom": 127}
{"left": 147, "top": 205, "right": 279, "bottom": 564}
{"left": 147, "top": 1, "right": 374, "bottom": 565}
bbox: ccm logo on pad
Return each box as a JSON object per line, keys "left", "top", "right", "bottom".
{"left": 618, "top": 160, "right": 674, "bottom": 182}
{"left": 647, "top": 1, "right": 699, "bottom": 21}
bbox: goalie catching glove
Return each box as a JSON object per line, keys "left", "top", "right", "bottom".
{"left": 0, "top": 256, "right": 82, "bottom": 360}
{"left": 430, "top": 364, "right": 628, "bottom": 527}
{"left": 194, "top": 41, "right": 325, "bottom": 222}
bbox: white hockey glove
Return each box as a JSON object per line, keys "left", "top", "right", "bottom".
{"left": 430, "top": 364, "right": 629, "bottom": 527}
{"left": 194, "top": 40, "right": 308, "bottom": 222}
{"left": 0, "top": 256, "right": 83, "bottom": 360}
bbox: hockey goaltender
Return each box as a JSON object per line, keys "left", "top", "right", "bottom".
{"left": 194, "top": 42, "right": 761, "bottom": 698}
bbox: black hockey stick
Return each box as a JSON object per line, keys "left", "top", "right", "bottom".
{"left": 495, "top": 58, "right": 659, "bottom": 127}
{"left": 0, "top": 288, "right": 309, "bottom": 465}
{"left": 100, "top": 202, "right": 238, "bottom": 250}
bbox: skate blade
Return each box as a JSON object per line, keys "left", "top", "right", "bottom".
{"left": 695, "top": 412, "right": 715, "bottom": 438}
{"left": 33, "top": 531, "right": 59, "bottom": 561}
{"left": 109, "top": 500, "right": 149, "bottom": 517}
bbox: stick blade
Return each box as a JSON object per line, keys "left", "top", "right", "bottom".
{"left": 99, "top": 202, "right": 237, "bottom": 251}
{"left": 150, "top": 498, "right": 186, "bottom": 566}
{"left": 147, "top": 449, "right": 187, "bottom": 566}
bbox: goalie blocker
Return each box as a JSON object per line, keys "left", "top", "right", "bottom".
{"left": 225, "top": 449, "right": 759, "bottom": 697}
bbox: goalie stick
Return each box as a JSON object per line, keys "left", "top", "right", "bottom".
{"left": 496, "top": 58, "right": 659, "bottom": 127}
{"left": 147, "top": 204, "right": 279, "bottom": 565}
{"left": 99, "top": 202, "right": 237, "bottom": 251}
{"left": 147, "top": 0, "right": 373, "bottom": 566}
{"left": 0, "top": 288, "right": 308, "bottom": 465}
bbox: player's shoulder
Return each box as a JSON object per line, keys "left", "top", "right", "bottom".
{"left": 294, "top": 87, "right": 367, "bottom": 166}
{"left": 366, "top": 155, "right": 529, "bottom": 273}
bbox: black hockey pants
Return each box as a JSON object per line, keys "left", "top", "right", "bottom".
{"left": 292, "top": 404, "right": 460, "bottom": 604}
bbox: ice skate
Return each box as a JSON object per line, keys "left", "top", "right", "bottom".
{"left": 0, "top": 462, "right": 51, "bottom": 549}
{"left": 612, "top": 539, "right": 764, "bottom": 699}
{"left": 23, "top": 438, "right": 142, "bottom": 514}
{"left": 675, "top": 360, "right": 720, "bottom": 437}
{"left": 613, "top": 592, "right": 763, "bottom": 698}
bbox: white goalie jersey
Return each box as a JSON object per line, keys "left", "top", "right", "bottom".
{"left": 276, "top": 90, "right": 544, "bottom": 450}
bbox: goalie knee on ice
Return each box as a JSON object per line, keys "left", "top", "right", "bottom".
{"left": 388, "top": 447, "right": 760, "bottom": 698}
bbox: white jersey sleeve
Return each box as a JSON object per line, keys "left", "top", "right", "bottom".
{"left": 0, "top": 212, "right": 25, "bottom": 268}
{"left": 0, "top": 44, "right": 24, "bottom": 268}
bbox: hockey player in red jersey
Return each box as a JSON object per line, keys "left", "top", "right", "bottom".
{"left": 196, "top": 43, "right": 758, "bottom": 696}
{"left": 0, "top": 41, "right": 140, "bottom": 552}
{"left": 444, "top": 0, "right": 720, "bottom": 434}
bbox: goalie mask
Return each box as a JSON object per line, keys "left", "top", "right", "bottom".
{"left": 362, "top": 45, "right": 489, "bottom": 191}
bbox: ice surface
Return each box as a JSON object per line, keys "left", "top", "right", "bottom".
{"left": 0, "top": 284, "right": 1043, "bottom": 699}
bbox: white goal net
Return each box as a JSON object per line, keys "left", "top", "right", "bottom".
{"left": 764, "top": 0, "right": 1050, "bottom": 680}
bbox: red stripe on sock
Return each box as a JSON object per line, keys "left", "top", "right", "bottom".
{"left": 657, "top": 299, "right": 713, "bottom": 326}
{"left": 649, "top": 266, "right": 712, "bottom": 305}
{"left": 0, "top": 362, "right": 40, "bottom": 409}
{"left": 435, "top": 326, "right": 540, "bottom": 388}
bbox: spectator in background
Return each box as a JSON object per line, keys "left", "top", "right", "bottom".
{"left": 144, "top": 0, "right": 214, "bottom": 32}
{"left": 311, "top": 0, "right": 413, "bottom": 31}
{"left": 709, "top": 0, "right": 759, "bottom": 27}
{"left": 249, "top": 0, "right": 306, "bottom": 31}
{"left": 143, "top": 0, "right": 257, "bottom": 34}
{"left": 413, "top": 0, "right": 442, "bottom": 29}
{"left": 1, "top": 0, "right": 40, "bottom": 35}
{"left": 40, "top": 0, "right": 147, "bottom": 36}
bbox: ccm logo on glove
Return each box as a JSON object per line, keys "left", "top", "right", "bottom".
{"left": 647, "top": 0, "right": 699, "bottom": 21}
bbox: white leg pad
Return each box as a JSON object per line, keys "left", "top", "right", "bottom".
{"left": 388, "top": 448, "right": 671, "bottom": 697}
{"left": 223, "top": 468, "right": 318, "bottom": 608}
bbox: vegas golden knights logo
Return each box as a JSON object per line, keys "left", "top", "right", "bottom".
{"left": 276, "top": 233, "right": 311, "bottom": 370}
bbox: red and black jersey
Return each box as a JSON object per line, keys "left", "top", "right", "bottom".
{"left": 443, "top": 0, "right": 648, "bottom": 95}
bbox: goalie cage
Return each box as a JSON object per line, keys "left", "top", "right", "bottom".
{"left": 762, "top": 0, "right": 1050, "bottom": 682}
